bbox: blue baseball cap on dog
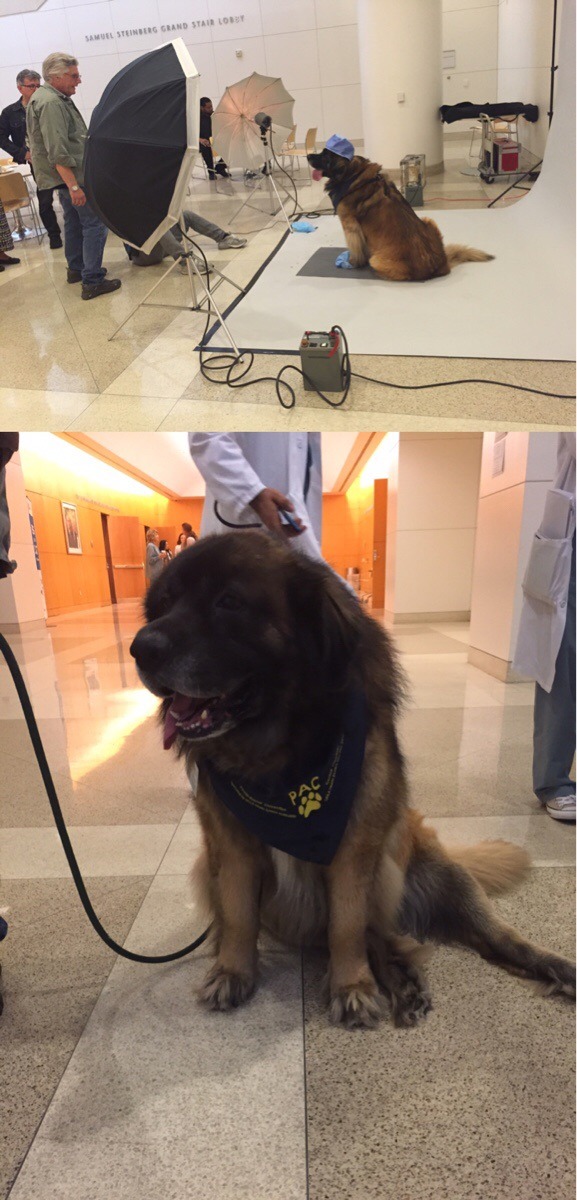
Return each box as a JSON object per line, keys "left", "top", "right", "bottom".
{"left": 325, "top": 134, "right": 355, "bottom": 160}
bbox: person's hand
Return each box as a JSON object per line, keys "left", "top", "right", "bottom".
{"left": 199, "top": 138, "right": 211, "bottom": 147}
{"left": 25, "top": 151, "right": 32, "bottom": 164}
{"left": 70, "top": 186, "right": 86, "bottom": 207}
{"left": 249, "top": 488, "right": 306, "bottom": 539}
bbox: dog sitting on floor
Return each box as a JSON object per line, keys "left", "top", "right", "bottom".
{"left": 308, "top": 134, "right": 494, "bottom": 282}
{"left": 130, "top": 532, "right": 575, "bottom": 1030}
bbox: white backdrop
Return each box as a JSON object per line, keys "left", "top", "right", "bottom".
{"left": 207, "top": 0, "right": 575, "bottom": 362}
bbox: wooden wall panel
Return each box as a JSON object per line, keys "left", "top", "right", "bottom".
{"left": 20, "top": 443, "right": 205, "bottom": 618}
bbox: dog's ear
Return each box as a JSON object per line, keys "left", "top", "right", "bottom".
{"left": 287, "top": 557, "right": 361, "bottom": 689}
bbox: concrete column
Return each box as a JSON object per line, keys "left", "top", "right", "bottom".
{"left": 357, "top": 0, "right": 443, "bottom": 173}
{"left": 468, "top": 433, "right": 559, "bottom": 681}
{"left": 384, "top": 433, "right": 482, "bottom": 623}
{"left": 0, "top": 453, "right": 47, "bottom": 633}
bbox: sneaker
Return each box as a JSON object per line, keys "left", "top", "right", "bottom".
{"left": 545, "top": 794, "right": 576, "bottom": 821}
{"left": 218, "top": 235, "right": 247, "bottom": 250}
{"left": 49, "top": 235, "right": 63, "bottom": 249}
{"left": 81, "top": 278, "right": 121, "bottom": 300}
{"left": 67, "top": 268, "right": 82, "bottom": 283}
{"left": 178, "top": 254, "right": 213, "bottom": 274}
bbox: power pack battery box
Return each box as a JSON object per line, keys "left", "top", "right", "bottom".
{"left": 299, "top": 330, "right": 344, "bottom": 392}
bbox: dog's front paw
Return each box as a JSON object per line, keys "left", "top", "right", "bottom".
{"left": 199, "top": 963, "right": 256, "bottom": 1011}
{"left": 328, "top": 980, "right": 383, "bottom": 1030}
{"left": 389, "top": 974, "right": 433, "bottom": 1028}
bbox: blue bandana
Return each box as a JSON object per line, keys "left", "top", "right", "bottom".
{"left": 205, "top": 689, "right": 368, "bottom": 865}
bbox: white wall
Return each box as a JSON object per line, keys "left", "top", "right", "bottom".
{"left": 0, "top": 0, "right": 363, "bottom": 143}
{"left": 442, "top": 0, "right": 498, "bottom": 109}
{"left": 468, "top": 432, "right": 559, "bottom": 677}
{"left": 441, "top": 0, "right": 557, "bottom": 164}
{"left": 498, "top": 0, "right": 561, "bottom": 159}
{"left": 385, "top": 433, "right": 483, "bottom": 621}
{"left": 0, "top": 0, "right": 558, "bottom": 158}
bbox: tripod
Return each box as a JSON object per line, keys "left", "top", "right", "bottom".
{"left": 229, "top": 126, "right": 293, "bottom": 232}
{"left": 108, "top": 218, "right": 244, "bottom": 358}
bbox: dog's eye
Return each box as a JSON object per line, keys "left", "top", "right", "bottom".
{"left": 215, "top": 590, "right": 246, "bottom": 612}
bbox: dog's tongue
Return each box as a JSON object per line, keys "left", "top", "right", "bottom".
{"left": 163, "top": 693, "right": 199, "bottom": 750}
{"left": 311, "top": 168, "right": 323, "bottom": 182}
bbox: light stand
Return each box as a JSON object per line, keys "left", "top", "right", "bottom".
{"left": 228, "top": 121, "right": 293, "bottom": 232}
{"left": 108, "top": 217, "right": 244, "bottom": 358}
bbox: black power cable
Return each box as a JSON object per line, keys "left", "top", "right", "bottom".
{"left": 197, "top": 316, "right": 575, "bottom": 410}
{"left": 0, "top": 632, "right": 210, "bottom": 965}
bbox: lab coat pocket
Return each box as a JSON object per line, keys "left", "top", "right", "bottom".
{"left": 522, "top": 533, "right": 572, "bottom": 607}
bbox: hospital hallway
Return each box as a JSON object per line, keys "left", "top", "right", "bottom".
{"left": 1, "top": 598, "right": 574, "bottom": 1200}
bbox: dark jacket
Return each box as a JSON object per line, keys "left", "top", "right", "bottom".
{"left": 0, "top": 99, "right": 28, "bottom": 164}
{"left": 199, "top": 110, "right": 212, "bottom": 140}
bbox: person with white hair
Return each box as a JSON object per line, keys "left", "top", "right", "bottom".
{"left": 26, "top": 53, "right": 121, "bottom": 300}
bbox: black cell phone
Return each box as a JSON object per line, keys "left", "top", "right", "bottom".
{"left": 279, "top": 508, "right": 302, "bottom": 532}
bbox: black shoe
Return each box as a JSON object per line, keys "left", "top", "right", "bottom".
{"left": 0, "top": 255, "right": 20, "bottom": 266}
{"left": 49, "top": 235, "right": 63, "bottom": 249}
{"left": 81, "top": 278, "right": 121, "bottom": 300}
{"left": 67, "top": 268, "right": 82, "bottom": 283}
{"left": 0, "top": 265, "right": 4, "bottom": 273}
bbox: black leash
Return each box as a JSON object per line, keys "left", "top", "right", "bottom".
{"left": 0, "top": 632, "right": 211, "bottom": 964}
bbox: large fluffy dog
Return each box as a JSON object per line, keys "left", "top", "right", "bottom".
{"left": 308, "top": 147, "right": 494, "bottom": 282}
{"left": 130, "top": 533, "right": 574, "bottom": 1029}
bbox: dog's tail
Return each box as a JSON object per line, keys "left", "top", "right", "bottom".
{"left": 445, "top": 243, "right": 495, "bottom": 269}
{"left": 446, "top": 840, "right": 531, "bottom": 895}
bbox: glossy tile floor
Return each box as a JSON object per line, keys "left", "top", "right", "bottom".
{"left": 1, "top": 139, "right": 574, "bottom": 432}
{"left": 0, "top": 601, "right": 574, "bottom": 1199}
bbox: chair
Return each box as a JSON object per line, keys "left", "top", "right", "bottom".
{"left": 280, "top": 125, "right": 297, "bottom": 167}
{"left": 281, "top": 127, "right": 317, "bottom": 177}
{"left": 0, "top": 170, "right": 43, "bottom": 241}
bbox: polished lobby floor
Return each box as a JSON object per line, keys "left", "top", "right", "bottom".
{"left": 0, "top": 600, "right": 574, "bottom": 1200}
{"left": 1, "top": 138, "right": 574, "bottom": 433}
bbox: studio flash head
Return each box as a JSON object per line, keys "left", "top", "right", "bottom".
{"left": 254, "top": 111, "right": 272, "bottom": 132}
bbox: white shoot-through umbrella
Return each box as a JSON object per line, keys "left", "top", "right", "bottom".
{"left": 212, "top": 72, "right": 295, "bottom": 170}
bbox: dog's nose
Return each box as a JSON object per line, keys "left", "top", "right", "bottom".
{"left": 130, "top": 626, "right": 171, "bottom": 672}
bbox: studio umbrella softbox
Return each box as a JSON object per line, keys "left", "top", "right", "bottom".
{"left": 84, "top": 39, "right": 199, "bottom": 253}
{"left": 212, "top": 72, "right": 294, "bottom": 170}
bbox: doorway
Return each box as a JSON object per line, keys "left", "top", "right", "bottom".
{"left": 103, "top": 514, "right": 146, "bottom": 600}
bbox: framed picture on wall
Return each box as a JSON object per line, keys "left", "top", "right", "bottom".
{"left": 61, "top": 502, "right": 82, "bottom": 554}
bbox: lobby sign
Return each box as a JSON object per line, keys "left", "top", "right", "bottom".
{"left": 83, "top": 13, "right": 246, "bottom": 46}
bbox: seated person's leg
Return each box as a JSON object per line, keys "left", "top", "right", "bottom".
{"left": 182, "top": 210, "right": 246, "bottom": 250}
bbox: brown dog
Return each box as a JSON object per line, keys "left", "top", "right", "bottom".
{"left": 130, "top": 532, "right": 575, "bottom": 1029}
{"left": 308, "top": 148, "right": 494, "bottom": 282}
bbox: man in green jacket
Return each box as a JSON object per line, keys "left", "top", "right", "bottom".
{"left": 26, "top": 52, "right": 121, "bottom": 300}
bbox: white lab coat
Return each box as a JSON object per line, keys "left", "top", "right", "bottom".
{"left": 188, "top": 433, "right": 324, "bottom": 562}
{"left": 513, "top": 433, "right": 576, "bottom": 692}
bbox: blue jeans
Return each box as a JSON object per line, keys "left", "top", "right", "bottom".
{"left": 533, "top": 534, "right": 576, "bottom": 801}
{"left": 58, "top": 187, "right": 108, "bottom": 286}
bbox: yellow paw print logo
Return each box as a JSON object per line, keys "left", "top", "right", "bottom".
{"left": 298, "top": 790, "right": 322, "bottom": 818}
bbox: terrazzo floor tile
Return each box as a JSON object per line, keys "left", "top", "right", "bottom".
{"left": 177, "top": 351, "right": 575, "bottom": 429}
{"left": 0, "top": 875, "right": 152, "bottom": 1200}
{"left": 0, "top": 747, "right": 190, "bottom": 828}
{"left": 8, "top": 876, "right": 307, "bottom": 1200}
{"left": 427, "top": 813, "right": 575, "bottom": 867}
{"left": 302, "top": 868, "right": 575, "bottom": 1200}
{"left": 1, "top": 823, "right": 178, "bottom": 879}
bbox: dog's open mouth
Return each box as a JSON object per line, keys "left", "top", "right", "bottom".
{"left": 164, "top": 692, "right": 235, "bottom": 748}
{"left": 311, "top": 168, "right": 324, "bottom": 181}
